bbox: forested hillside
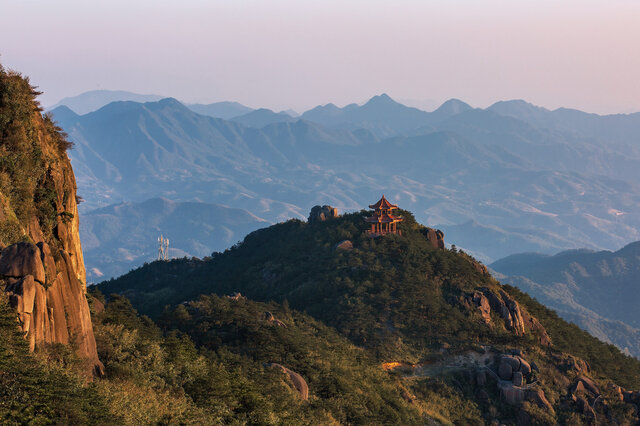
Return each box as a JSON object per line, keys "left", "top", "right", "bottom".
{"left": 99, "top": 209, "right": 640, "bottom": 424}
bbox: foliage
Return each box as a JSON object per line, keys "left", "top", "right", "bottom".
{"left": 99, "top": 209, "right": 640, "bottom": 423}
{"left": 0, "top": 294, "right": 114, "bottom": 424}
{"left": 0, "top": 63, "right": 74, "bottom": 246}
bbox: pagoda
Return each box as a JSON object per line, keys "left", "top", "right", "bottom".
{"left": 365, "top": 195, "right": 403, "bottom": 235}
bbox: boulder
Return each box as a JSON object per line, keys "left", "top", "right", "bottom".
{"left": 0, "top": 242, "right": 46, "bottom": 284}
{"left": 517, "top": 358, "right": 531, "bottom": 375}
{"left": 308, "top": 205, "right": 338, "bottom": 223}
{"left": 513, "top": 371, "right": 524, "bottom": 387}
{"left": 266, "top": 363, "right": 309, "bottom": 400}
{"left": 574, "top": 376, "right": 600, "bottom": 396}
{"left": 335, "top": 240, "right": 353, "bottom": 251}
{"left": 498, "top": 361, "right": 513, "bottom": 381}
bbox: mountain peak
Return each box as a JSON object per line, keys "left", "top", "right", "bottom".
{"left": 434, "top": 98, "right": 473, "bottom": 114}
{"left": 364, "top": 93, "right": 397, "bottom": 106}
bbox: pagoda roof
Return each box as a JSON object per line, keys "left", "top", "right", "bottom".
{"left": 365, "top": 213, "right": 404, "bottom": 223}
{"left": 369, "top": 195, "right": 398, "bottom": 210}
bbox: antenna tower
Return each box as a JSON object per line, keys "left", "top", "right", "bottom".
{"left": 157, "top": 234, "right": 170, "bottom": 261}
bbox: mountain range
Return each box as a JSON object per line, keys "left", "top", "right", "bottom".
{"left": 51, "top": 93, "right": 640, "bottom": 265}
{"left": 491, "top": 243, "right": 640, "bottom": 358}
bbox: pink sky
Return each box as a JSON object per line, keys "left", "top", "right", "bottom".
{"left": 1, "top": 0, "right": 639, "bottom": 114}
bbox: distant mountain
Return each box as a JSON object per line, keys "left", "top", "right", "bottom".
{"left": 81, "top": 197, "right": 268, "bottom": 281}
{"left": 230, "top": 108, "right": 296, "bottom": 128}
{"left": 426, "top": 98, "right": 473, "bottom": 123}
{"left": 187, "top": 101, "right": 253, "bottom": 119}
{"left": 52, "top": 96, "right": 640, "bottom": 270}
{"left": 301, "top": 93, "right": 432, "bottom": 137}
{"left": 491, "top": 242, "right": 640, "bottom": 357}
{"left": 488, "top": 99, "right": 640, "bottom": 148}
{"left": 48, "top": 89, "right": 164, "bottom": 114}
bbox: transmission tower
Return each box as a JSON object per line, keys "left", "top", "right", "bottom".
{"left": 157, "top": 234, "right": 170, "bottom": 261}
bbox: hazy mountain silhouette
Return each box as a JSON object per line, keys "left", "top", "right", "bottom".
{"left": 492, "top": 242, "right": 640, "bottom": 357}
{"left": 230, "top": 108, "right": 296, "bottom": 128}
{"left": 187, "top": 101, "right": 253, "bottom": 119}
{"left": 300, "top": 93, "right": 432, "bottom": 137}
{"left": 48, "top": 89, "right": 164, "bottom": 114}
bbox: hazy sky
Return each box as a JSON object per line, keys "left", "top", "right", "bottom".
{"left": 1, "top": 0, "right": 639, "bottom": 113}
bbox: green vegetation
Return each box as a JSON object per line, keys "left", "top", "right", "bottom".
{"left": 0, "top": 64, "right": 73, "bottom": 246}
{"left": 99, "top": 210, "right": 640, "bottom": 424}
{"left": 0, "top": 294, "right": 113, "bottom": 424}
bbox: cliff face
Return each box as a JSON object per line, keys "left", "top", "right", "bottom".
{"left": 0, "top": 66, "right": 102, "bottom": 376}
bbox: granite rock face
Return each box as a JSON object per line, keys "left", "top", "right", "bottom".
{"left": 0, "top": 101, "right": 101, "bottom": 377}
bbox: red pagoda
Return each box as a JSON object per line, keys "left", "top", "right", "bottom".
{"left": 365, "top": 195, "right": 403, "bottom": 235}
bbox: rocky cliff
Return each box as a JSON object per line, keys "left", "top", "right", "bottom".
{"left": 0, "top": 65, "right": 102, "bottom": 376}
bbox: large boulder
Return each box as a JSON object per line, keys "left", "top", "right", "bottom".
{"left": 0, "top": 242, "right": 46, "bottom": 284}
{"left": 308, "top": 205, "right": 338, "bottom": 223}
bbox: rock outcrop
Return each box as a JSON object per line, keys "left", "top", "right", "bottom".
{"left": 421, "top": 227, "right": 445, "bottom": 249}
{"left": 335, "top": 240, "right": 353, "bottom": 251}
{"left": 308, "top": 205, "right": 339, "bottom": 223}
{"left": 0, "top": 72, "right": 102, "bottom": 377}
{"left": 266, "top": 363, "right": 309, "bottom": 400}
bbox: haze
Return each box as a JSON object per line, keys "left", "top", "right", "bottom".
{"left": 1, "top": 0, "right": 639, "bottom": 114}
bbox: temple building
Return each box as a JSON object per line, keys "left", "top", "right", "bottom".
{"left": 365, "top": 195, "right": 403, "bottom": 235}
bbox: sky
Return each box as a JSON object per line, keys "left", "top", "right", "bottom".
{"left": 1, "top": 0, "right": 639, "bottom": 114}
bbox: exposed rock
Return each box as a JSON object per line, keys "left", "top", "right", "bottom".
{"left": 0, "top": 101, "right": 99, "bottom": 377}
{"left": 500, "top": 383, "right": 554, "bottom": 415}
{"left": 498, "top": 361, "right": 513, "bottom": 381}
{"left": 263, "top": 311, "right": 287, "bottom": 328}
{"left": 227, "top": 292, "right": 245, "bottom": 300}
{"left": 335, "top": 240, "right": 353, "bottom": 251}
{"left": 517, "top": 357, "right": 532, "bottom": 375}
{"left": 482, "top": 289, "right": 530, "bottom": 336}
{"left": 501, "top": 355, "right": 521, "bottom": 372}
{"left": 472, "top": 261, "right": 489, "bottom": 275}
{"left": 421, "top": 227, "right": 445, "bottom": 249}
{"left": 500, "top": 383, "right": 525, "bottom": 405}
{"left": 574, "top": 376, "right": 600, "bottom": 396}
{"left": 0, "top": 242, "right": 46, "bottom": 284}
{"left": 308, "top": 205, "right": 338, "bottom": 223}
{"left": 266, "top": 363, "right": 309, "bottom": 400}
{"left": 471, "top": 291, "right": 492, "bottom": 324}
{"left": 526, "top": 388, "right": 555, "bottom": 414}
{"left": 513, "top": 371, "right": 524, "bottom": 386}
{"left": 521, "top": 309, "right": 552, "bottom": 346}
{"left": 36, "top": 242, "right": 57, "bottom": 286}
